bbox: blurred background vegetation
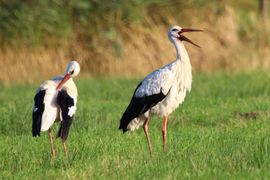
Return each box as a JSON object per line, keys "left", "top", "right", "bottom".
{"left": 0, "top": 0, "right": 269, "bottom": 83}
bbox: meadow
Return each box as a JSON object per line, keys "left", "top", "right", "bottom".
{"left": 0, "top": 71, "right": 270, "bottom": 179}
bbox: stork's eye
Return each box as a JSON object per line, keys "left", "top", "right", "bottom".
{"left": 70, "top": 70, "right": 74, "bottom": 74}
{"left": 172, "top": 28, "right": 178, "bottom": 32}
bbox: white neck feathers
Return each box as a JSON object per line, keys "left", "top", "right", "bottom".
{"left": 172, "top": 39, "right": 192, "bottom": 92}
{"left": 173, "top": 40, "right": 190, "bottom": 63}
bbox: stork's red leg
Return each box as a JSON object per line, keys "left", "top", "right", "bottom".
{"left": 49, "top": 129, "right": 56, "bottom": 158}
{"left": 63, "top": 141, "right": 68, "bottom": 156}
{"left": 162, "top": 116, "right": 168, "bottom": 151}
{"left": 143, "top": 118, "right": 152, "bottom": 154}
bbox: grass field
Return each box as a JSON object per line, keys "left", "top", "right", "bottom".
{"left": 1, "top": 72, "right": 270, "bottom": 179}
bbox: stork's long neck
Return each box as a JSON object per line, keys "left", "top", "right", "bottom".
{"left": 173, "top": 40, "right": 190, "bottom": 63}
{"left": 172, "top": 39, "right": 192, "bottom": 91}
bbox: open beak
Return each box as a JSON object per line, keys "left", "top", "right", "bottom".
{"left": 56, "top": 73, "right": 71, "bottom": 90}
{"left": 178, "top": 28, "right": 203, "bottom": 48}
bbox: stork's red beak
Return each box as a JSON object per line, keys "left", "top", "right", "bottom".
{"left": 56, "top": 73, "right": 71, "bottom": 90}
{"left": 178, "top": 28, "right": 203, "bottom": 48}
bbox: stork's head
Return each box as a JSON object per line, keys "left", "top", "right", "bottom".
{"left": 56, "top": 60, "right": 80, "bottom": 90}
{"left": 168, "top": 25, "right": 202, "bottom": 48}
{"left": 65, "top": 60, "right": 80, "bottom": 77}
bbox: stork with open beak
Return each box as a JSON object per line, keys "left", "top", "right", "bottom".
{"left": 32, "top": 60, "right": 80, "bottom": 158}
{"left": 119, "top": 26, "right": 202, "bottom": 154}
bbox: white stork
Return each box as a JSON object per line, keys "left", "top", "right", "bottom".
{"left": 119, "top": 25, "right": 202, "bottom": 153}
{"left": 32, "top": 60, "right": 80, "bottom": 158}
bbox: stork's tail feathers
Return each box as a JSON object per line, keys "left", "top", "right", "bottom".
{"left": 119, "top": 116, "right": 146, "bottom": 133}
{"left": 119, "top": 88, "right": 168, "bottom": 133}
{"left": 119, "top": 117, "right": 129, "bottom": 133}
{"left": 119, "top": 101, "right": 139, "bottom": 133}
{"left": 119, "top": 83, "right": 143, "bottom": 133}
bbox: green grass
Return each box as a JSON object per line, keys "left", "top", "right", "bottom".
{"left": 1, "top": 71, "right": 270, "bottom": 179}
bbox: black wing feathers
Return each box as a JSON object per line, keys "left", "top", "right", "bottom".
{"left": 119, "top": 83, "right": 167, "bottom": 132}
{"left": 57, "top": 90, "right": 75, "bottom": 142}
{"left": 32, "top": 90, "right": 46, "bottom": 137}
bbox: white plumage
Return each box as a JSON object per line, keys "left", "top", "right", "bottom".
{"left": 32, "top": 60, "right": 80, "bottom": 158}
{"left": 119, "top": 25, "right": 202, "bottom": 153}
{"left": 35, "top": 77, "right": 78, "bottom": 131}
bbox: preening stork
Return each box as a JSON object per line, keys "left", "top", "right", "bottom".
{"left": 32, "top": 60, "right": 80, "bottom": 158}
{"left": 119, "top": 25, "right": 202, "bottom": 153}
